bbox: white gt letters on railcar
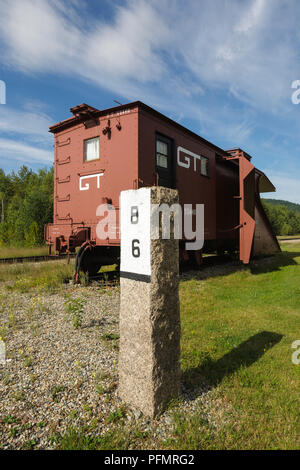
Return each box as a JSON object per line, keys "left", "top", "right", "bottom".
{"left": 177, "top": 146, "right": 202, "bottom": 171}
{"left": 79, "top": 172, "right": 104, "bottom": 191}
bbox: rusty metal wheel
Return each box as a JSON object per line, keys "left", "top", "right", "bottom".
{"left": 80, "top": 250, "right": 102, "bottom": 277}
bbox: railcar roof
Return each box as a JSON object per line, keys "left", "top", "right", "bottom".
{"left": 49, "top": 100, "right": 230, "bottom": 157}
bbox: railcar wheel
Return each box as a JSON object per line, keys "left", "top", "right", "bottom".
{"left": 80, "top": 251, "right": 102, "bottom": 277}
{"left": 83, "top": 263, "right": 102, "bottom": 277}
{"left": 74, "top": 244, "right": 102, "bottom": 279}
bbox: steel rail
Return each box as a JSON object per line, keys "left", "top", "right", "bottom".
{"left": 0, "top": 253, "right": 76, "bottom": 265}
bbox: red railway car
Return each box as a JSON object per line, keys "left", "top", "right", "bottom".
{"left": 45, "top": 101, "right": 280, "bottom": 276}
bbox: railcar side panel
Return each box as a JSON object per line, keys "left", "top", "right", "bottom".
{"left": 48, "top": 108, "right": 139, "bottom": 248}
{"left": 138, "top": 109, "right": 217, "bottom": 241}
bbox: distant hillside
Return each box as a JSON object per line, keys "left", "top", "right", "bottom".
{"left": 262, "top": 199, "right": 300, "bottom": 213}
{"left": 261, "top": 198, "right": 300, "bottom": 236}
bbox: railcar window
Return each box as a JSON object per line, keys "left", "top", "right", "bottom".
{"left": 156, "top": 140, "right": 168, "bottom": 168}
{"left": 84, "top": 137, "right": 100, "bottom": 162}
{"left": 201, "top": 156, "right": 209, "bottom": 176}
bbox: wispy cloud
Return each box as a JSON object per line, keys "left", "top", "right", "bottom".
{"left": 1, "top": 0, "right": 299, "bottom": 121}
{"left": 0, "top": 102, "right": 53, "bottom": 171}
{"left": 0, "top": 104, "right": 52, "bottom": 142}
{"left": 0, "top": 138, "right": 52, "bottom": 165}
{"left": 262, "top": 172, "right": 300, "bottom": 204}
{"left": 0, "top": 0, "right": 171, "bottom": 94}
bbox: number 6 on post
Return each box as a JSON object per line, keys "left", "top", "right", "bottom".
{"left": 120, "top": 188, "right": 151, "bottom": 282}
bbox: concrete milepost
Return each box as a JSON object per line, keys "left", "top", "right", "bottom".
{"left": 118, "top": 186, "right": 181, "bottom": 418}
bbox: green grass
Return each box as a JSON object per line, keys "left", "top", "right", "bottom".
{"left": 0, "top": 260, "right": 74, "bottom": 292}
{"left": 169, "top": 242, "right": 300, "bottom": 449}
{"left": 0, "top": 255, "right": 118, "bottom": 293}
{"left": 0, "top": 245, "right": 49, "bottom": 259}
{"left": 55, "top": 426, "right": 133, "bottom": 450}
{"left": 278, "top": 235, "right": 300, "bottom": 239}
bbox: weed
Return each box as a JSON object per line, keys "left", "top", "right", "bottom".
{"left": 22, "top": 439, "right": 36, "bottom": 450}
{"left": 64, "top": 295, "right": 85, "bottom": 329}
{"left": 19, "top": 347, "right": 34, "bottom": 368}
{"left": 12, "top": 390, "right": 25, "bottom": 401}
{"left": 1, "top": 373, "right": 10, "bottom": 385}
{"left": 2, "top": 415, "right": 19, "bottom": 424}
{"left": 0, "top": 325, "right": 8, "bottom": 341}
{"left": 37, "top": 421, "right": 47, "bottom": 428}
{"left": 8, "top": 312, "right": 17, "bottom": 329}
{"left": 100, "top": 332, "right": 119, "bottom": 350}
{"left": 93, "top": 368, "right": 116, "bottom": 396}
{"left": 10, "top": 427, "right": 19, "bottom": 438}
{"left": 101, "top": 333, "right": 119, "bottom": 341}
{"left": 95, "top": 384, "right": 106, "bottom": 395}
{"left": 21, "top": 423, "right": 33, "bottom": 431}
{"left": 49, "top": 433, "right": 60, "bottom": 446}
{"left": 79, "top": 271, "right": 90, "bottom": 287}
{"left": 68, "top": 410, "right": 79, "bottom": 420}
{"left": 107, "top": 406, "right": 126, "bottom": 424}
{"left": 51, "top": 385, "right": 66, "bottom": 403}
{"left": 133, "top": 430, "right": 149, "bottom": 439}
{"left": 25, "top": 356, "right": 33, "bottom": 367}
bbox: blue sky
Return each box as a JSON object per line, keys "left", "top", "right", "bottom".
{"left": 0, "top": 0, "right": 300, "bottom": 202}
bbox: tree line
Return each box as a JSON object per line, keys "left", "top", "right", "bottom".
{"left": 0, "top": 166, "right": 53, "bottom": 247}
{"left": 263, "top": 198, "right": 300, "bottom": 214}
{"left": 262, "top": 199, "right": 300, "bottom": 236}
{"left": 0, "top": 166, "right": 299, "bottom": 247}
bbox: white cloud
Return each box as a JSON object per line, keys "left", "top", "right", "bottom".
{"left": 0, "top": 104, "right": 52, "bottom": 142}
{"left": 235, "top": 0, "right": 266, "bottom": 34}
{"left": 261, "top": 172, "right": 300, "bottom": 204}
{"left": 0, "top": 138, "right": 52, "bottom": 165}
{"left": 0, "top": 0, "right": 298, "bottom": 115}
{"left": 84, "top": 2, "right": 170, "bottom": 83}
{"left": 166, "top": 0, "right": 298, "bottom": 113}
{"left": 0, "top": 101, "right": 53, "bottom": 170}
{"left": 0, "top": 0, "right": 171, "bottom": 95}
{"left": 0, "top": 0, "right": 294, "bottom": 109}
{"left": 0, "top": 0, "right": 83, "bottom": 73}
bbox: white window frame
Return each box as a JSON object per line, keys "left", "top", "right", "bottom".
{"left": 84, "top": 136, "right": 100, "bottom": 162}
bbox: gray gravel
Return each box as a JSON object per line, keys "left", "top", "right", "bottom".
{"left": 0, "top": 284, "right": 122, "bottom": 449}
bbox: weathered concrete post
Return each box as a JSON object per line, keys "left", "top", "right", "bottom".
{"left": 118, "top": 186, "right": 181, "bottom": 418}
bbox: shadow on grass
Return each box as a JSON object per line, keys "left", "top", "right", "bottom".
{"left": 250, "top": 250, "right": 299, "bottom": 275}
{"left": 180, "top": 250, "right": 299, "bottom": 282}
{"left": 182, "top": 331, "right": 283, "bottom": 392}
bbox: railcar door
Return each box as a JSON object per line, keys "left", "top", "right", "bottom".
{"left": 155, "top": 134, "right": 175, "bottom": 188}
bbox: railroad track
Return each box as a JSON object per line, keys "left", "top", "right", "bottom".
{"left": 0, "top": 252, "right": 234, "bottom": 288}
{"left": 0, "top": 253, "right": 76, "bottom": 265}
{"left": 88, "top": 254, "right": 234, "bottom": 283}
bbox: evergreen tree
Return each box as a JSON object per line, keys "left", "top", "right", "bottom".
{"left": 0, "top": 166, "right": 53, "bottom": 247}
